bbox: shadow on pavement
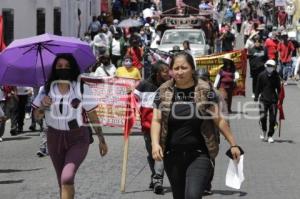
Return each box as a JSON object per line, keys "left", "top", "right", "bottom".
{"left": 0, "top": 168, "right": 43, "bottom": 173}
{"left": 122, "top": 189, "right": 152, "bottom": 194}
{"left": 212, "top": 190, "right": 247, "bottom": 196}
{"left": 0, "top": 179, "right": 24, "bottom": 184}
{"left": 123, "top": 186, "right": 171, "bottom": 195}
{"left": 101, "top": 132, "right": 143, "bottom": 136}
{"left": 274, "top": 139, "right": 295, "bottom": 144}
{"left": 3, "top": 136, "right": 31, "bottom": 141}
{"left": 25, "top": 133, "right": 40, "bottom": 136}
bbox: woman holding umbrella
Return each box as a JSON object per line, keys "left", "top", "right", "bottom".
{"left": 32, "top": 54, "right": 108, "bottom": 199}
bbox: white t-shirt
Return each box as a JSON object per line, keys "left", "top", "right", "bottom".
{"left": 94, "top": 64, "right": 116, "bottom": 77}
{"left": 32, "top": 82, "right": 98, "bottom": 131}
{"left": 111, "top": 39, "right": 121, "bottom": 56}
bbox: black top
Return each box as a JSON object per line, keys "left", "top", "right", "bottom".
{"left": 222, "top": 32, "right": 235, "bottom": 51}
{"left": 154, "top": 86, "right": 208, "bottom": 152}
{"left": 255, "top": 70, "right": 281, "bottom": 103}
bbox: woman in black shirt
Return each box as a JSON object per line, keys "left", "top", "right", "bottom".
{"left": 151, "top": 52, "right": 241, "bottom": 199}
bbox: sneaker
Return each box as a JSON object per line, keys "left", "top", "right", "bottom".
{"left": 267, "top": 137, "right": 274, "bottom": 143}
{"left": 153, "top": 175, "right": 163, "bottom": 194}
{"left": 260, "top": 131, "right": 266, "bottom": 141}
{"left": 203, "top": 190, "right": 213, "bottom": 195}
{"left": 251, "top": 94, "right": 255, "bottom": 98}
{"left": 284, "top": 82, "right": 288, "bottom": 86}
{"left": 153, "top": 182, "right": 163, "bottom": 194}
{"left": 10, "top": 129, "right": 17, "bottom": 136}
{"left": 25, "top": 113, "right": 31, "bottom": 119}
{"left": 29, "top": 125, "right": 36, "bottom": 131}
{"left": 149, "top": 181, "right": 154, "bottom": 189}
{"left": 36, "top": 149, "right": 48, "bottom": 157}
{"left": 0, "top": 137, "right": 3, "bottom": 142}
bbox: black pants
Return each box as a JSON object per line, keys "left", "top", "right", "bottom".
{"left": 17, "top": 95, "right": 29, "bottom": 130}
{"left": 260, "top": 102, "right": 277, "bottom": 137}
{"left": 164, "top": 150, "right": 213, "bottom": 199}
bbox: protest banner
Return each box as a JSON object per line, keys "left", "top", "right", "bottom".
{"left": 195, "top": 49, "right": 247, "bottom": 96}
{"left": 81, "top": 75, "right": 140, "bottom": 192}
{"left": 81, "top": 75, "right": 141, "bottom": 128}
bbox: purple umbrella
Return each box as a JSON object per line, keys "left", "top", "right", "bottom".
{"left": 0, "top": 33, "right": 96, "bottom": 87}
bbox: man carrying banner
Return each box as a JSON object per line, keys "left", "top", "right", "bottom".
{"left": 134, "top": 61, "right": 170, "bottom": 194}
{"left": 254, "top": 60, "right": 281, "bottom": 143}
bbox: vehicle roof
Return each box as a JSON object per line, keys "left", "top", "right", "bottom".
{"left": 164, "top": 29, "right": 205, "bottom": 32}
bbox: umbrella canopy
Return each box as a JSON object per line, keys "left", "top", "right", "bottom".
{"left": 0, "top": 33, "right": 96, "bottom": 87}
{"left": 117, "top": 18, "right": 143, "bottom": 28}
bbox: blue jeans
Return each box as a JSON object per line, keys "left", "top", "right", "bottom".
{"left": 281, "top": 62, "right": 292, "bottom": 81}
{"left": 164, "top": 150, "right": 213, "bottom": 199}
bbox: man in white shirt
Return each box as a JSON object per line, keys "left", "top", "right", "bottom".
{"left": 94, "top": 54, "right": 116, "bottom": 77}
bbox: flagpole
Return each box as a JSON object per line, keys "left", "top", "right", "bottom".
{"left": 121, "top": 136, "right": 129, "bottom": 192}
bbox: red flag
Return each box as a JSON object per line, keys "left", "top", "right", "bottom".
{"left": 0, "top": 16, "right": 6, "bottom": 52}
{"left": 277, "top": 83, "right": 285, "bottom": 120}
{"left": 123, "top": 93, "right": 137, "bottom": 139}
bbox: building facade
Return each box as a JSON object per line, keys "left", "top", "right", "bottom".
{"left": 0, "top": 0, "right": 101, "bottom": 45}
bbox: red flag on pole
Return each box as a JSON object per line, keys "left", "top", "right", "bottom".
{"left": 277, "top": 83, "right": 285, "bottom": 120}
{"left": 123, "top": 93, "right": 137, "bottom": 139}
{"left": 0, "top": 16, "right": 6, "bottom": 52}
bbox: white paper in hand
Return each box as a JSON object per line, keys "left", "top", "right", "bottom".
{"left": 225, "top": 155, "right": 245, "bottom": 189}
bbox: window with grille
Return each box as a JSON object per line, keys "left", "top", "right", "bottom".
{"left": 54, "top": 7, "right": 61, "bottom": 35}
{"left": 2, "top": 9, "right": 14, "bottom": 45}
{"left": 37, "top": 8, "right": 45, "bottom": 35}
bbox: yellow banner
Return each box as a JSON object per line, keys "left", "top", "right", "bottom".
{"left": 195, "top": 49, "right": 248, "bottom": 96}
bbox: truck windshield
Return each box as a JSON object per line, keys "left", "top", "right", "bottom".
{"left": 161, "top": 31, "right": 204, "bottom": 45}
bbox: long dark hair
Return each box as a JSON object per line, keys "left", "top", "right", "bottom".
{"left": 222, "top": 58, "right": 236, "bottom": 73}
{"left": 44, "top": 53, "right": 81, "bottom": 95}
{"left": 148, "top": 61, "right": 169, "bottom": 86}
{"left": 170, "top": 51, "right": 198, "bottom": 83}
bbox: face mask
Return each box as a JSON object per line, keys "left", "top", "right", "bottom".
{"left": 124, "top": 60, "right": 132, "bottom": 68}
{"left": 56, "top": 69, "right": 72, "bottom": 80}
{"left": 266, "top": 67, "right": 274, "bottom": 74}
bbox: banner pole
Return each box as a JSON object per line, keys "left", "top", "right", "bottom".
{"left": 121, "top": 136, "right": 129, "bottom": 192}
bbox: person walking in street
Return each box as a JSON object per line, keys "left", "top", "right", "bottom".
{"left": 214, "top": 54, "right": 239, "bottom": 113}
{"left": 151, "top": 52, "right": 241, "bottom": 199}
{"left": 134, "top": 61, "right": 170, "bottom": 194}
{"left": 88, "top": 16, "right": 101, "bottom": 40}
{"left": 16, "top": 86, "right": 33, "bottom": 133}
{"left": 277, "top": 31, "right": 295, "bottom": 85}
{"left": 254, "top": 59, "right": 281, "bottom": 143}
{"left": 220, "top": 24, "right": 236, "bottom": 52}
{"left": 1, "top": 86, "right": 18, "bottom": 136}
{"left": 248, "top": 38, "right": 268, "bottom": 98}
{"left": 109, "top": 33, "right": 126, "bottom": 68}
{"left": 32, "top": 54, "right": 108, "bottom": 199}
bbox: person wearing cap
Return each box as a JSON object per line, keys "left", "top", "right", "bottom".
{"left": 277, "top": 31, "right": 295, "bottom": 84}
{"left": 248, "top": 38, "right": 267, "bottom": 98}
{"left": 109, "top": 19, "right": 122, "bottom": 36}
{"left": 254, "top": 59, "right": 281, "bottom": 143}
{"left": 214, "top": 54, "right": 239, "bottom": 113}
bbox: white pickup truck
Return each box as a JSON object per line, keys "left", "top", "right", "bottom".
{"left": 157, "top": 28, "right": 210, "bottom": 57}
